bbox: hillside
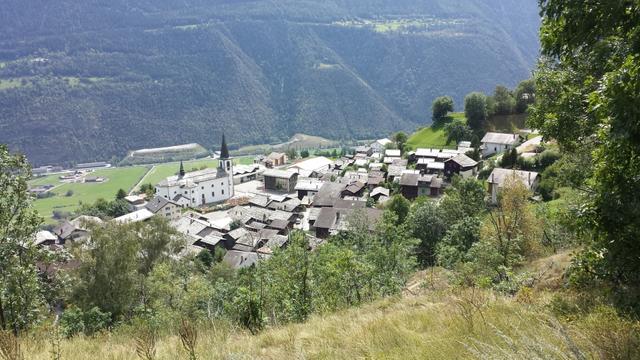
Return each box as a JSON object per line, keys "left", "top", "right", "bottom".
{"left": 0, "top": 0, "right": 540, "bottom": 166}
{"left": 23, "top": 256, "right": 638, "bottom": 359}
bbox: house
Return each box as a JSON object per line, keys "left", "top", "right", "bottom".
{"left": 399, "top": 173, "right": 442, "bottom": 200}
{"left": 233, "top": 164, "right": 263, "bottom": 184}
{"left": 444, "top": 154, "right": 479, "bottom": 179}
{"left": 223, "top": 250, "right": 260, "bottom": 269}
{"left": 342, "top": 181, "right": 366, "bottom": 197}
{"left": 145, "top": 196, "right": 181, "bottom": 220}
{"left": 481, "top": 132, "right": 520, "bottom": 157}
{"left": 354, "top": 146, "right": 373, "bottom": 157}
{"left": 414, "top": 148, "right": 441, "bottom": 161}
{"left": 387, "top": 164, "right": 407, "bottom": 182}
{"left": 265, "top": 152, "right": 287, "bottom": 167}
{"left": 415, "top": 158, "right": 435, "bottom": 171}
{"left": 370, "top": 138, "right": 392, "bottom": 153}
{"left": 314, "top": 207, "right": 383, "bottom": 239}
{"left": 385, "top": 149, "right": 401, "bottom": 159}
{"left": 263, "top": 169, "right": 298, "bottom": 192}
{"left": 114, "top": 208, "right": 155, "bottom": 224}
{"left": 289, "top": 156, "right": 334, "bottom": 176}
{"left": 425, "top": 161, "right": 445, "bottom": 174}
{"left": 313, "top": 182, "right": 346, "bottom": 207}
{"left": 53, "top": 216, "right": 103, "bottom": 245}
{"left": 366, "top": 175, "right": 385, "bottom": 190}
{"left": 35, "top": 230, "right": 59, "bottom": 247}
{"left": 124, "top": 194, "right": 147, "bottom": 211}
{"left": 369, "top": 187, "right": 390, "bottom": 202}
{"left": 156, "top": 135, "right": 234, "bottom": 207}
{"left": 294, "top": 178, "right": 324, "bottom": 200}
{"left": 487, "top": 168, "right": 540, "bottom": 204}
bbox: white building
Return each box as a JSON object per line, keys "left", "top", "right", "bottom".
{"left": 481, "top": 132, "right": 520, "bottom": 157}
{"left": 370, "top": 138, "right": 392, "bottom": 153}
{"left": 155, "top": 135, "right": 234, "bottom": 207}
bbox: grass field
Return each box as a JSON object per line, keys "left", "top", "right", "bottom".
{"left": 31, "top": 166, "right": 149, "bottom": 223}
{"left": 406, "top": 112, "right": 466, "bottom": 150}
{"left": 22, "top": 285, "right": 626, "bottom": 359}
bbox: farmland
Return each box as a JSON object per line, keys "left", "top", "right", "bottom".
{"left": 30, "top": 157, "right": 254, "bottom": 223}
{"left": 32, "top": 166, "right": 149, "bottom": 223}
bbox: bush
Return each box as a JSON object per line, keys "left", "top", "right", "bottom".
{"left": 60, "top": 306, "right": 111, "bottom": 337}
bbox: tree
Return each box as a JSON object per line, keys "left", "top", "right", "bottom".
{"left": 406, "top": 200, "right": 445, "bottom": 266}
{"left": 285, "top": 148, "right": 298, "bottom": 160}
{"left": 385, "top": 194, "right": 410, "bottom": 225}
{"left": 72, "top": 218, "right": 181, "bottom": 320}
{"left": 464, "top": 92, "right": 488, "bottom": 131}
{"left": 478, "top": 175, "right": 541, "bottom": 281}
{"left": 514, "top": 79, "right": 535, "bottom": 113}
{"left": 300, "top": 149, "right": 310, "bottom": 158}
{"left": 439, "top": 177, "right": 486, "bottom": 228}
{"left": 0, "top": 145, "right": 47, "bottom": 334}
{"left": 499, "top": 148, "right": 519, "bottom": 169}
{"left": 432, "top": 96, "right": 454, "bottom": 122}
{"left": 444, "top": 121, "right": 472, "bottom": 145}
{"left": 138, "top": 183, "right": 156, "bottom": 198}
{"left": 436, "top": 216, "right": 482, "bottom": 268}
{"left": 490, "top": 85, "right": 516, "bottom": 116}
{"left": 532, "top": 1, "right": 640, "bottom": 285}
{"left": 392, "top": 132, "right": 408, "bottom": 152}
{"left": 116, "top": 188, "right": 127, "bottom": 200}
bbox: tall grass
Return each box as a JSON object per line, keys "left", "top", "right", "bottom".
{"left": 21, "top": 288, "right": 629, "bottom": 360}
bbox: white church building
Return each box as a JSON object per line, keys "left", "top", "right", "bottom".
{"left": 155, "top": 135, "right": 234, "bottom": 207}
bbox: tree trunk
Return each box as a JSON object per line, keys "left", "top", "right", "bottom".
{"left": 0, "top": 296, "right": 6, "bottom": 331}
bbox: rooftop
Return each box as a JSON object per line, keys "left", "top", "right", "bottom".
{"left": 481, "top": 132, "right": 519, "bottom": 145}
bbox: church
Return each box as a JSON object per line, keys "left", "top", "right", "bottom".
{"left": 155, "top": 135, "right": 234, "bottom": 207}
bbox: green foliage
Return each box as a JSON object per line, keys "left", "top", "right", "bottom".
{"left": 431, "top": 96, "right": 454, "bottom": 121}
{"left": 436, "top": 217, "right": 481, "bottom": 268}
{"left": 78, "top": 198, "right": 130, "bottom": 219}
{"left": 514, "top": 79, "right": 535, "bottom": 113}
{"left": 116, "top": 189, "right": 127, "bottom": 200}
{"left": 444, "top": 121, "right": 472, "bottom": 146}
{"left": 385, "top": 195, "right": 410, "bottom": 225}
{"left": 71, "top": 217, "right": 181, "bottom": 321}
{"left": 534, "top": 0, "right": 640, "bottom": 287}
{"left": 300, "top": 149, "right": 310, "bottom": 158}
{"left": 392, "top": 132, "right": 408, "bottom": 152}
{"left": 0, "top": 145, "right": 47, "bottom": 334}
{"left": 489, "top": 85, "right": 516, "bottom": 116}
{"left": 406, "top": 200, "right": 444, "bottom": 266}
{"left": 59, "top": 306, "right": 111, "bottom": 338}
{"left": 499, "top": 148, "right": 519, "bottom": 168}
{"left": 464, "top": 92, "right": 488, "bottom": 131}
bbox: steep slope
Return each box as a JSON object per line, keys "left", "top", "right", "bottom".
{"left": 0, "top": 0, "right": 540, "bottom": 165}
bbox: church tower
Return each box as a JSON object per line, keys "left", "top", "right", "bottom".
{"left": 219, "top": 133, "right": 234, "bottom": 197}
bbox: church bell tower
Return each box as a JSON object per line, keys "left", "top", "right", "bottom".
{"left": 219, "top": 133, "right": 234, "bottom": 197}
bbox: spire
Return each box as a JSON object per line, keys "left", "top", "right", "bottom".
{"left": 220, "top": 133, "right": 229, "bottom": 159}
{"left": 179, "top": 161, "right": 185, "bottom": 178}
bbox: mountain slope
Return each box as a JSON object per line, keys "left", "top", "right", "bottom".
{"left": 0, "top": 0, "right": 540, "bottom": 165}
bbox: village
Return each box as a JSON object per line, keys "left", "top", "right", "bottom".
{"left": 33, "top": 129, "right": 542, "bottom": 270}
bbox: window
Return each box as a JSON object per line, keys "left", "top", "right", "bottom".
{"left": 201, "top": 186, "right": 204, "bottom": 190}
{"left": 212, "top": 192, "right": 215, "bottom": 197}
{"left": 222, "top": 189, "right": 224, "bottom": 195}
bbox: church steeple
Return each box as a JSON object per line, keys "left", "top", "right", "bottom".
{"left": 220, "top": 133, "right": 229, "bottom": 159}
{"left": 179, "top": 161, "right": 185, "bottom": 178}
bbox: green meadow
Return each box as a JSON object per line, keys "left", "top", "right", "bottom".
{"left": 406, "top": 112, "right": 466, "bottom": 150}
{"left": 31, "top": 166, "right": 149, "bottom": 223}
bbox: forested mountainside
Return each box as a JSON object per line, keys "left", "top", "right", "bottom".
{"left": 0, "top": 0, "right": 540, "bottom": 165}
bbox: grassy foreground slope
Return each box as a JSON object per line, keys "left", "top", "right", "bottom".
{"left": 25, "top": 252, "right": 636, "bottom": 359}
{"left": 23, "top": 288, "right": 604, "bottom": 359}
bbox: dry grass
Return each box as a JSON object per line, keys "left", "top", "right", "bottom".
{"left": 22, "top": 288, "right": 608, "bottom": 360}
